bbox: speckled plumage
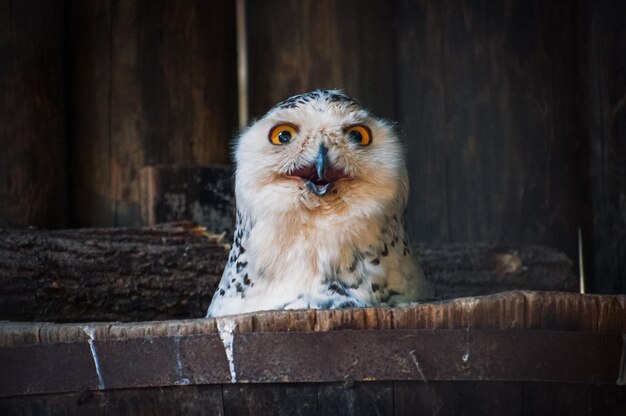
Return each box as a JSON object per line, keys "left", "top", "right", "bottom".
{"left": 207, "top": 90, "right": 434, "bottom": 317}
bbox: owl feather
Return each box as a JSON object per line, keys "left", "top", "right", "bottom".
{"left": 207, "top": 90, "right": 434, "bottom": 317}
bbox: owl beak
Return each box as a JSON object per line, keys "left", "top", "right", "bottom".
{"left": 288, "top": 144, "right": 348, "bottom": 197}
{"left": 315, "top": 144, "right": 328, "bottom": 181}
{"left": 306, "top": 144, "right": 330, "bottom": 196}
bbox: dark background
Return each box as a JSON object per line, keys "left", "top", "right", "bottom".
{"left": 1, "top": 0, "right": 624, "bottom": 294}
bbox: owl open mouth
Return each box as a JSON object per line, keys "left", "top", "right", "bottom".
{"left": 285, "top": 145, "right": 349, "bottom": 197}
{"left": 287, "top": 164, "right": 349, "bottom": 197}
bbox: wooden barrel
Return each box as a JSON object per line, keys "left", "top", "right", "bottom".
{"left": 1, "top": 291, "right": 625, "bottom": 415}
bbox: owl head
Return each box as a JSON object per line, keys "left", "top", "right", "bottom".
{"left": 234, "top": 90, "right": 408, "bottom": 220}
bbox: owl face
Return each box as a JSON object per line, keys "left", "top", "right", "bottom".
{"left": 235, "top": 90, "right": 408, "bottom": 218}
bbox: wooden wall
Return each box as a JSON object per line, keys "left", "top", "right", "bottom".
{"left": 66, "top": 0, "right": 237, "bottom": 227}
{"left": 246, "top": 0, "right": 396, "bottom": 120}
{"left": 586, "top": 0, "right": 626, "bottom": 293}
{"left": 0, "top": 0, "right": 624, "bottom": 293}
{"left": 0, "top": 0, "right": 67, "bottom": 227}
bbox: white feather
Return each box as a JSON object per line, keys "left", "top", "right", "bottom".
{"left": 207, "top": 90, "right": 434, "bottom": 317}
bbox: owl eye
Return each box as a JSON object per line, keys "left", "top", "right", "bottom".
{"left": 269, "top": 123, "right": 299, "bottom": 145}
{"left": 345, "top": 125, "right": 372, "bottom": 146}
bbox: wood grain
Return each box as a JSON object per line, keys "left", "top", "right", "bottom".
{"left": 223, "top": 384, "right": 317, "bottom": 416}
{"left": 139, "top": 165, "right": 236, "bottom": 234}
{"left": 1, "top": 291, "right": 624, "bottom": 412}
{"left": 396, "top": 0, "right": 591, "bottom": 275}
{"left": 246, "top": 0, "right": 396, "bottom": 120}
{"left": 395, "top": 381, "right": 523, "bottom": 416}
{"left": 1, "top": 292, "right": 623, "bottom": 345}
{"left": 0, "top": 382, "right": 623, "bottom": 416}
{"left": 317, "top": 382, "right": 393, "bottom": 416}
{"left": 0, "top": 386, "right": 225, "bottom": 416}
{"left": 586, "top": 0, "right": 626, "bottom": 294}
{"left": 0, "top": 0, "right": 67, "bottom": 228}
{"left": 0, "top": 225, "right": 229, "bottom": 323}
{"left": 67, "top": 0, "right": 237, "bottom": 227}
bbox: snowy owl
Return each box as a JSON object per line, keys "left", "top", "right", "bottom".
{"left": 207, "top": 90, "right": 434, "bottom": 317}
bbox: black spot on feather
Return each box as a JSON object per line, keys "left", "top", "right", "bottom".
{"left": 236, "top": 261, "right": 248, "bottom": 273}
{"left": 328, "top": 282, "right": 347, "bottom": 296}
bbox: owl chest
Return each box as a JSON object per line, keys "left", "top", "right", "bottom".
{"left": 250, "top": 218, "right": 379, "bottom": 277}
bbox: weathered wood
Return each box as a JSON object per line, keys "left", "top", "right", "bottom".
{"left": 0, "top": 292, "right": 624, "bottom": 405}
{"left": 396, "top": 0, "right": 591, "bottom": 280}
{"left": 67, "top": 0, "right": 237, "bottom": 227}
{"left": 3, "top": 326, "right": 622, "bottom": 396}
{"left": 0, "top": 382, "right": 623, "bottom": 416}
{"left": 0, "top": 225, "right": 228, "bottom": 322}
{"left": 417, "top": 243, "right": 576, "bottom": 298}
{"left": 246, "top": 0, "right": 396, "bottom": 120}
{"left": 2, "top": 292, "right": 623, "bottom": 346}
{"left": 223, "top": 384, "right": 317, "bottom": 416}
{"left": 1, "top": 322, "right": 624, "bottom": 396}
{"left": 395, "top": 381, "right": 523, "bottom": 416}
{"left": 586, "top": 0, "right": 626, "bottom": 294}
{"left": 521, "top": 382, "right": 592, "bottom": 416}
{"left": 0, "top": 385, "right": 225, "bottom": 416}
{"left": 66, "top": 0, "right": 113, "bottom": 227}
{"left": 317, "top": 382, "right": 394, "bottom": 416}
{"left": 0, "top": 0, "right": 67, "bottom": 228}
{"left": 0, "top": 226, "right": 575, "bottom": 322}
{"left": 591, "top": 384, "right": 626, "bottom": 416}
{"left": 140, "top": 165, "right": 236, "bottom": 234}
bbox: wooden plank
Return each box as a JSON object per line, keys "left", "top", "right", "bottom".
{"left": 2, "top": 292, "right": 623, "bottom": 345}
{"left": 246, "top": 0, "right": 396, "bottom": 120}
{"left": 396, "top": 0, "right": 591, "bottom": 275}
{"left": 3, "top": 327, "right": 622, "bottom": 397}
{"left": 586, "top": 0, "right": 626, "bottom": 294}
{"left": 0, "top": 386, "right": 224, "bottom": 416}
{"left": 394, "top": 381, "right": 523, "bottom": 416}
{"left": 521, "top": 382, "right": 592, "bottom": 416}
{"left": 0, "top": 0, "right": 67, "bottom": 228}
{"left": 66, "top": 0, "right": 114, "bottom": 227}
{"left": 223, "top": 384, "right": 317, "bottom": 416}
{"left": 591, "top": 385, "right": 626, "bottom": 416}
{"left": 0, "top": 342, "right": 99, "bottom": 397}
{"left": 317, "top": 381, "right": 394, "bottom": 416}
{"left": 233, "top": 330, "right": 623, "bottom": 384}
{"left": 67, "top": 0, "right": 237, "bottom": 227}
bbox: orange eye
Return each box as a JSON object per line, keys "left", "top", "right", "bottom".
{"left": 269, "top": 123, "right": 298, "bottom": 145}
{"left": 345, "top": 125, "right": 372, "bottom": 146}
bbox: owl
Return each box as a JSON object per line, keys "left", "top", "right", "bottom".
{"left": 207, "top": 90, "right": 435, "bottom": 317}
